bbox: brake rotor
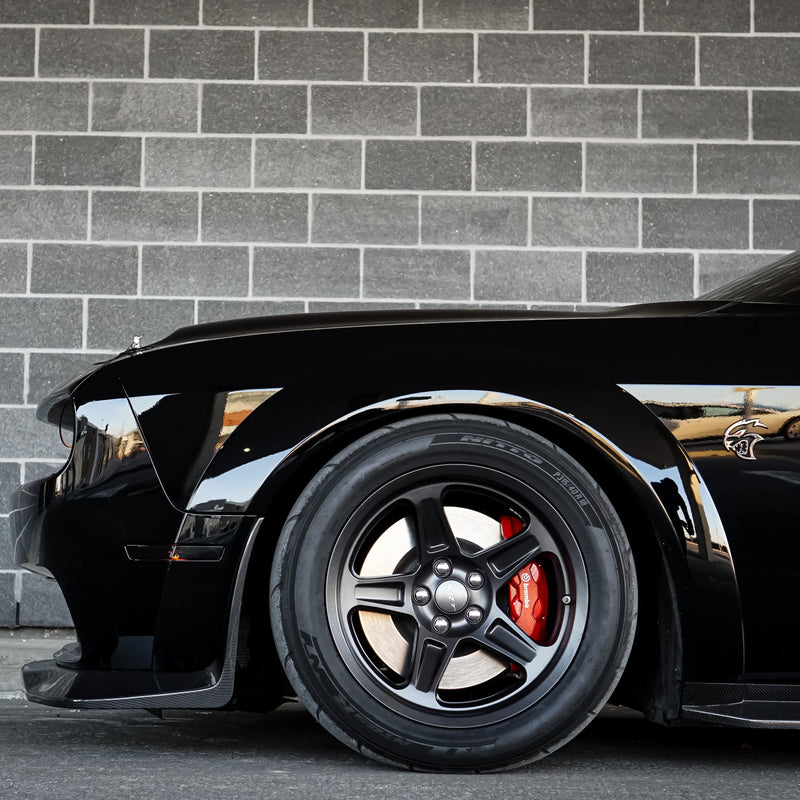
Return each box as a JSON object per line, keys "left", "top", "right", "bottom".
{"left": 358, "top": 507, "right": 509, "bottom": 690}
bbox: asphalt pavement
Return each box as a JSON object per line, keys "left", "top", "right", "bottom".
{"left": 1, "top": 700, "right": 799, "bottom": 800}
{"left": 2, "top": 630, "right": 798, "bottom": 798}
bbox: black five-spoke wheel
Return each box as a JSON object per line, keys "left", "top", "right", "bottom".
{"left": 271, "top": 414, "right": 637, "bottom": 771}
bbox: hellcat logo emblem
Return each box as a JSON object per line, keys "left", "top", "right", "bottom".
{"left": 723, "top": 418, "right": 768, "bottom": 461}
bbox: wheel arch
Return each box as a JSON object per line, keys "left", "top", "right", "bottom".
{"left": 235, "top": 384, "right": 728, "bottom": 721}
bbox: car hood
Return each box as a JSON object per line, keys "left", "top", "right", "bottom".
{"left": 145, "top": 300, "right": 724, "bottom": 351}
{"left": 37, "top": 299, "right": 725, "bottom": 425}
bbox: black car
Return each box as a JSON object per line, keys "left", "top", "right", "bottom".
{"left": 10, "top": 252, "right": 800, "bottom": 771}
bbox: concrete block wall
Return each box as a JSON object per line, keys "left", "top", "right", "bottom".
{"left": 1, "top": 0, "right": 799, "bottom": 625}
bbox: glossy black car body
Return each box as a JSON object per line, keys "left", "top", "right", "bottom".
{"left": 10, "top": 252, "right": 800, "bottom": 770}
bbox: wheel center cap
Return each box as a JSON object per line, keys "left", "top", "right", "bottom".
{"left": 434, "top": 579, "right": 469, "bottom": 614}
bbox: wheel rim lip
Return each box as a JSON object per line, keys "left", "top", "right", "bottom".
{"left": 325, "top": 462, "right": 590, "bottom": 727}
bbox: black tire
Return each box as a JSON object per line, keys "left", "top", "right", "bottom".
{"left": 270, "top": 414, "right": 637, "bottom": 771}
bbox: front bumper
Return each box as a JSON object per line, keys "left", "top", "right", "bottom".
{"left": 8, "top": 395, "right": 253, "bottom": 708}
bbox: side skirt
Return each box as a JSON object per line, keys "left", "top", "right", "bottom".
{"left": 21, "top": 520, "right": 262, "bottom": 710}
{"left": 681, "top": 681, "right": 800, "bottom": 728}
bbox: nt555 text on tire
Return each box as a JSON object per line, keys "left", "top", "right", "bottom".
{"left": 270, "top": 413, "right": 637, "bottom": 771}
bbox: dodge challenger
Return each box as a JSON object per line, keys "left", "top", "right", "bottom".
{"left": 10, "top": 251, "right": 800, "bottom": 771}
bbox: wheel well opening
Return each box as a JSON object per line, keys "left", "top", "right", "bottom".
{"left": 236, "top": 404, "right": 682, "bottom": 721}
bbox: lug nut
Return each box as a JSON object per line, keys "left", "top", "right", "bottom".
{"left": 465, "top": 606, "right": 483, "bottom": 625}
{"left": 466, "top": 571, "right": 484, "bottom": 589}
{"left": 413, "top": 586, "right": 431, "bottom": 605}
{"left": 562, "top": 595, "right": 572, "bottom": 605}
{"left": 432, "top": 616, "right": 450, "bottom": 634}
{"left": 433, "top": 559, "right": 452, "bottom": 577}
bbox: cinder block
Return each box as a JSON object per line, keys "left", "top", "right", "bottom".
{"left": 753, "top": 91, "right": 800, "bottom": 140}
{"left": 253, "top": 247, "right": 360, "bottom": 297}
{"left": 142, "top": 245, "right": 249, "bottom": 296}
{"left": 365, "top": 140, "right": 471, "bottom": 191}
{"left": 754, "top": 0, "right": 800, "bottom": 31}
{"left": 0, "top": 571, "right": 15, "bottom": 626}
{"left": 363, "top": 248, "right": 470, "bottom": 299}
{"left": 479, "top": 34, "right": 584, "bottom": 84}
{"left": 31, "top": 244, "right": 138, "bottom": 295}
{"left": 205, "top": 0, "right": 307, "bottom": 25}
{"left": 476, "top": 142, "right": 581, "bottom": 191}
{"left": 312, "top": 86, "right": 416, "bottom": 135}
{"left": 202, "top": 193, "right": 308, "bottom": 243}
{"left": 423, "top": 0, "right": 529, "bottom": 30}
{"left": 145, "top": 138, "right": 251, "bottom": 188}
{"left": 698, "top": 145, "right": 800, "bottom": 194}
{"left": 535, "top": 0, "right": 639, "bottom": 30}
{"left": 28, "top": 353, "right": 107, "bottom": 405}
{"left": 0, "top": 28, "right": 34, "bottom": 77}
{"left": 0, "top": 354, "right": 24, "bottom": 404}
{"left": 203, "top": 85, "right": 306, "bottom": 134}
{"left": 312, "top": 194, "right": 419, "bottom": 244}
{"left": 643, "top": 0, "right": 749, "bottom": 32}
{"left": 531, "top": 198, "right": 639, "bottom": 247}
{"left": 88, "top": 298, "right": 194, "bottom": 350}
{"left": 642, "top": 89, "right": 748, "bottom": 139}
{"left": 530, "top": 88, "right": 638, "bottom": 137}
{"left": 421, "top": 197, "right": 528, "bottom": 245}
{"left": 753, "top": 200, "right": 800, "bottom": 250}
{"left": 35, "top": 136, "right": 141, "bottom": 187}
{"left": 369, "top": 33, "right": 473, "bottom": 83}
{"left": 586, "top": 252, "right": 694, "bottom": 303}
{"left": 23, "top": 463, "right": 64, "bottom": 484}
{"left": 94, "top": 0, "right": 198, "bottom": 24}
{"left": 149, "top": 30, "right": 254, "bottom": 80}
{"left": 309, "top": 300, "right": 415, "bottom": 312}
{"left": 259, "top": 31, "right": 363, "bottom": 81}
{"left": 643, "top": 198, "right": 749, "bottom": 249}
{"left": 92, "top": 191, "right": 197, "bottom": 242}
{"left": 19, "top": 573, "right": 73, "bottom": 628}
{"left": 0, "top": 297, "right": 82, "bottom": 349}
{"left": 590, "top": 34, "right": 695, "bottom": 84}
{"left": 31, "top": 244, "right": 138, "bottom": 294}
{"left": 0, "top": 190, "right": 87, "bottom": 240}
{"left": 421, "top": 87, "right": 527, "bottom": 136}
{"left": 698, "top": 252, "right": 776, "bottom": 294}
{"left": 0, "top": 82, "right": 87, "bottom": 131}
{"left": 197, "top": 300, "right": 303, "bottom": 324}
{"left": 0, "top": 0, "right": 88, "bottom": 24}
{"left": 0, "top": 243, "right": 27, "bottom": 294}
{"left": 0, "top": 136, "right": 32, "bottom": 185}
{"left": 475, "top": 250, "right": 582, "bottom": 302}
{"left": 0, "top": 408, "right": 70, "bottom": 459}
{"left": 39, "top": 28, "right": 144, "bottom": 78}
{"left": 586, "top": 144, "right": 693, "bottom": 193}
{"left": 314, "top": 0, "right": 418, "bottom": 28}
{"left": 0, "top": 464, "right": 21, "bottom": 515}
{"left": 255, "top": 139, "right": 361, "bottom": 189}
{"left": 700, "top": 37, "right": 800, "bottom": 86}
{"left": 93, "top": 83, "right": 197, "bottom": 133}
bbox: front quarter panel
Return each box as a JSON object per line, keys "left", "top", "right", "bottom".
{"left": 165, "top": 344, "right": 745, "bottom": 686}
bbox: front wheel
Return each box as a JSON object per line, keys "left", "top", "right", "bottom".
{"left": 270, "top": 414, "right": 637, "bottom": 771}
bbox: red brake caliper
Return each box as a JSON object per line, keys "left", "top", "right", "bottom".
{"left": 502, "top": 516, "right": 549, "bottom": 645}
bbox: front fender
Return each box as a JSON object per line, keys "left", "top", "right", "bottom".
{"left": 128, "top": 345, "right": 745, "bottom": 687}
